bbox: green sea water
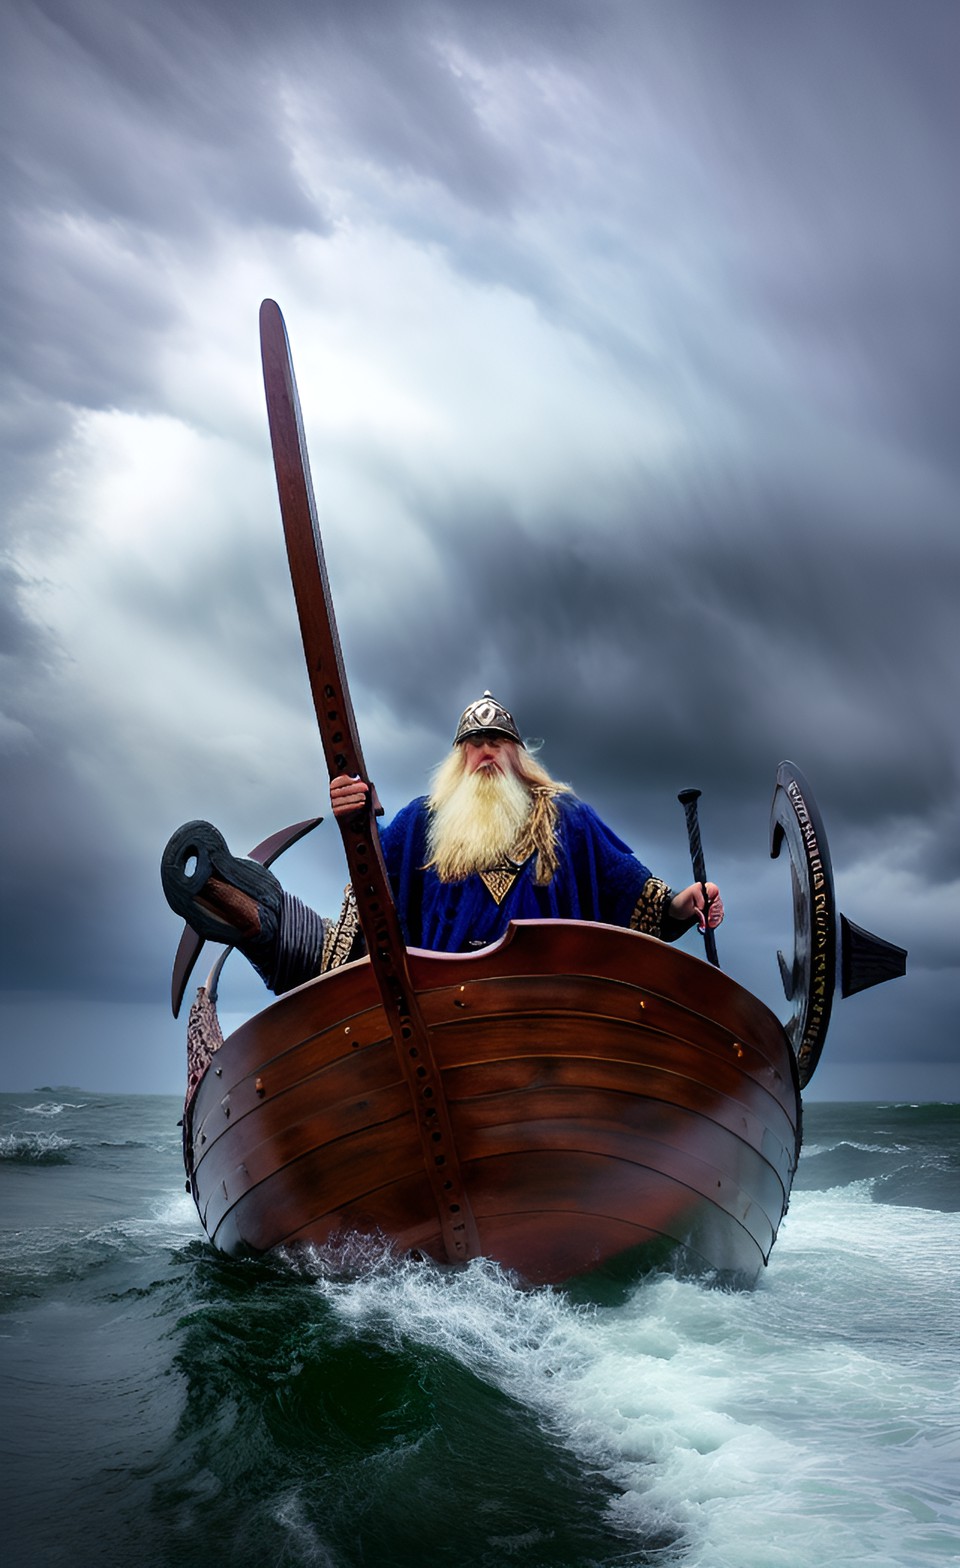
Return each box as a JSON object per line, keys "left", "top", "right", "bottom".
{"left": 1, "top": 1092, "right": 958, "bottom": 1567}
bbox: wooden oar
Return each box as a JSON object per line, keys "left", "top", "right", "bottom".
{"left": 677, "top": 788, "right": 720, "bottom": 968}
{"left": 259, "top": 299, "right": 479, "bottom": 1264}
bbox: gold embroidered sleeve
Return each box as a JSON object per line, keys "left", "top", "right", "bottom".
{"left": 185, "top": 983, "right": 225, "bottom": 1108}
{"left": 321, "top": 885, "right": 361, "bottom": 972}
{"left": 629, "top": 877, "right": 672, "bottom": 938}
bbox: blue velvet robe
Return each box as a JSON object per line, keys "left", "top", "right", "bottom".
{"left": 378, "top": 795, "right": 667, "bottom": 952}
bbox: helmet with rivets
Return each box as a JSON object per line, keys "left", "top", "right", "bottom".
{"left": 453, "top": 691, "right": 523, "bottom": 747}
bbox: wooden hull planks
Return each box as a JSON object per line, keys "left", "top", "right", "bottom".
{"left": 184, "top": 919, "right": 800, "bottom": 1286}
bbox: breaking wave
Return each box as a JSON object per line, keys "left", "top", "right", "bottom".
{"left": 0, "top": 1130, "right": 73, "bottom": 1163}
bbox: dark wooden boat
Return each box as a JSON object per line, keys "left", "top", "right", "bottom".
{"left": 169, "top": 302, "right": 906, "bottom": 1288}
{"left": 184, "top": 921, "right": 800, "bottom": 1284}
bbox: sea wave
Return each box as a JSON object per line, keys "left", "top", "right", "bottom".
{"left": 795, "top": 1137, "right": 960, "bottom": 1212}
{"left": 2, "top": 1095, "right": 957, "bottom": 1568}
{"left": 19, "top": 1101, "right": 88, "bottom": 1117}
{"left": 282, "top": 1232, "right": 959, "bottom": 1568}
{"left": 0, "top": 1131, "right": 73, "bottom": 1163}
{"left": 0, "top": 1187, "right": 201, "bottom": 1299}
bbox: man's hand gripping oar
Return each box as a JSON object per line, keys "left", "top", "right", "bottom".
{"left": 677, "top": 788, "right": 722, "bottom": 967}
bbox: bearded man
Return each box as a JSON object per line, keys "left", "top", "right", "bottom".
{"left": 329, "top": 692, "right": 722, "bottom": 955}
{"left": 162, "top": 692, "right": 722, "bottom": 992}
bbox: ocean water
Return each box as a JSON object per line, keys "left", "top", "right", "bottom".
{"left": 1, "top": 1093, "right": 957, "bottom": 1568}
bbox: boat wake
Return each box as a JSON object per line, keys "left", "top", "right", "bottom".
{"left": 285, "top": 1194, "right": 959, "bottom": 1568}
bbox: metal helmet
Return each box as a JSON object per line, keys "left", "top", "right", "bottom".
{"left": 453, "top": 691, "right": 523, "bottom": 747}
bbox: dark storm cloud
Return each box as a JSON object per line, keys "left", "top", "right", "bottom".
{"left": 2, "top": 738, "right": 146, "bottom": 997}
{"left": 1, "top": 0, "right": 958, "bottom": 1092}
{"left": 2, "top": 1, "right": 318, "bottom": 423}
{"left": 319, "top": 351, "right": 956, "bottom": 1022}
{"left": 0, "top": 0, "right": 531, "bottom": 533}
{"left": 417, "top": 0, "right": 960, "bottom": 496}
{"left": 658, "top": 1, "right": 960, "bottom": 484}
{"left": 344, "top": 464, "right": 956, "bottom": 840}
{"left": 2, "top": 0, "right": 320, "bottom": 233}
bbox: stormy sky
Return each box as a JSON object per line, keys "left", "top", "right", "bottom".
{"left": 2, "top": 0, "right": 957, "bottom": 1098}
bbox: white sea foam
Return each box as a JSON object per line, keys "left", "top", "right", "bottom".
{"left": 88, "top": 1188, "right": 200, "bottom": 1250}
{"left": 273, "top": 1491, "right": 339, "bottom": 1566}
{"left": 19, "top": 1101, "right": 87, "bottom": 1116}
{"left": 305, "top": 1183, "right": 960, "bottom": 1567}
{"left": 2, "top": 1096, "right": 956, "bottom": 1565}
{"left": 833, "top": 1139, "right": 911, "bottom": 1154}
{"left": 0, "top": 1130, "right": 72, "bottom": 1159}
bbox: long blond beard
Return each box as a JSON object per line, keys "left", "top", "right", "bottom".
{"left": 426, "top": 755, "right": 532, "bottom": 880}
{"left": 426, "top": 746, "right": 569, "bottom": 883}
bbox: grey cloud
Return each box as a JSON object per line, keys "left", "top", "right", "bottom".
{"left": 443, "top": 1, "right": 960, "bottom": 487}
{"left": 3, "top": 218, "right": 177, "bottom": 411}
{"left": 2, "top": 0, "right": 320, "bottom": 233}
{"left": 2, "top": 0, "right": 957, "bottom": 1091}
{"left": 0, "top": 385, "right": 79, "bottom": 525}
{"left": 0, "top": 562, "right": 49, "bottom": 659}
{"left": 0, "top": 0, "right": 540, "bottom": 436}
{"left": 328, "top": 444, "right": 956, "bottom": 842}
{"left": 2, "top": 729, "right": 146, "bottom": 995}
{"left": 311, "top": 24, "right": 522, "bottom": 214}
{"left": 669, "top": 3, "right": 960, "bottom": 479}
{"left": 2, "top": 1, "right": 324, "bottom": 423}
